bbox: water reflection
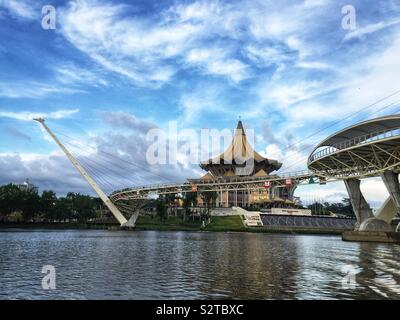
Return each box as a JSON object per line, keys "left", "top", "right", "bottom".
{"left": 0, "top": 230, "right": 399, "bottom": 299}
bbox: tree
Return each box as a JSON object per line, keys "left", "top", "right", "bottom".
{"left": 164, "top": 193, "right": 178, "bottom": 217}
{"left": 200, "top": 191, "right": 218, "bottom": 222}
{"left": 165, "top": 193, "right": 177, "bottom": 205}
{"left": 183, "top": 192, "right": 197, "bottom": 208}
{"left": 0, "top": 183, "right": 106, "bottom": 224}
{"left": 308, "top": 198, "right": 355, "bottom": 217}
{"left": 182, "top": 192, "right": 197, "bottom": 221}
{"left": 53, "top": 197, "right": 73, "bottom": 221}
{"left": 156, "top": 197, "right": 167, "bottom": 220}
{"left": 41, "top": 190, "right": 57, "bottom": 221}
{"left": 0, "top": 184, "right": 21, "bottom": 221}
{"left": 67, "top": 193, "right": 97, "bottom": 222}
{"left": 20, "top": 189, "right": 41, "bottom": 222}
{"left": 308, "top": 201, "right": 330, "bottom": 216}
{"left": 325, "top": 198, "right": 355, "bottom": 217}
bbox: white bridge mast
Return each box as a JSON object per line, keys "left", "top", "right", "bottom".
{"left": 34, "top": 118, "right": 128, "bottom": 226}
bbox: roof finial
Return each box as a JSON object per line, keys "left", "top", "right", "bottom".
{"left": 236, "top": 116, "right": 244, "bottom": 130}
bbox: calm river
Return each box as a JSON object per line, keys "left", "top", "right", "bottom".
{"left": 0, "top": 230, "right": 400, "bottom": 299}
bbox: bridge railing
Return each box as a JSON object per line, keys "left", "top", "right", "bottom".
{"left": 308, "top": 127, "right": 400, "bottom": 164}
{"left": 110, "top": 170, "right": 315, "bottom": 196}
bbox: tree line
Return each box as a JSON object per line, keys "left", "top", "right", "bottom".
{"left": 155, "top": 191, "right": 215, "bottom": 221}
{"left": 0, "top": 183, "right": 102, "bottom": 223}
{"left": 307, "top": 198, "right": 355, "bottom": 217}
{"left": 0, "top": 182, "right": 355, "bottom": 224}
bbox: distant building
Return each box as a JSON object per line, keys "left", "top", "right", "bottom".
{"left": 16, "top": 179, "right": 38, "bottom": 193}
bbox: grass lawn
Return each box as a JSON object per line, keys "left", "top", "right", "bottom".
{"left": 1, "top": 215, "right": 344, "bottom": 235}
{"left": 135, "top": 215, "right": 201, "bottom": 231}
{"left": 135, "top": 215, "right": 247, "bottom": 232}
{"left": 204, "top": 215, "right": 247, "bottom": 232}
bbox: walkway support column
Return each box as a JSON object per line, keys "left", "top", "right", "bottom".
{"left": 380, "top": 170, "right": 400, "bottom": 216}
{"left": 344, "top": 178, "right": 373, "bottom": 227}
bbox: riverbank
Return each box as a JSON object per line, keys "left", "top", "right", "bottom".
{"left": 0, "top": 215, "right": 346, "bottom": 235}
{"left": 0, "top": 222, "right": 111, "bottom": 230}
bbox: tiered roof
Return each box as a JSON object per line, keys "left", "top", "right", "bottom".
{"left": 200, "top": 121, "right": 282, "bottom": 177}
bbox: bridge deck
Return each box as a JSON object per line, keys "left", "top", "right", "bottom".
{"left": 110, "top": 170, "right": 321, "bottom": 203}
{"left": 308, "top": 127, "right": 400, "bottom": 179}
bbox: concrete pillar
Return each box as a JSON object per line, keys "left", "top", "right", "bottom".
{"left": 344, "top": 178, "right": 373, "bottom": 225}
{"left": 380, "top": 170, "right": 400, "bottom": 216}
{"left": 376, "top": 196, "right": 397, "bottom": 223}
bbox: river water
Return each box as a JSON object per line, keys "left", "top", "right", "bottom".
{"left": 0, "top": 229, "right": 399, "bottom": 300}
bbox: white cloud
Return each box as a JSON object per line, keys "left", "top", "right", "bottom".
{"left": 0, "top": 109, "right": 79, "bottom": 121}
{"left": 331, "top": 37, "right": 400, "bottom": 118}
{"left": 344, "top": 19, "right": 400, "bottom": 42}
{"left": 57, "top": 0, "right": 334, "bottom": 87}
{"left": 260, "top": 81, "right": 324, "bottom": 108}
{"left": 59, "top": 0, "right": 194, "bottom": 87}
{"left": 245, "top": 44, "right": 293, "bottom": 68}
{"left": 206, "top": 59, "right": 249, "bottom": 83}
{"left": 296, "top": 61, "right": 333, "bottom": 70}
{"left": 0, "top": 151, "right": 91, "bottom": 195}
{"left": 361, "top": 178, "right": 389, "bottom": 208}
{"left": 0, "top": 81, "right": 84, "bottom": 99}
{"left": 178, "top": 85, "right": 229, "bottom": 124}
{"left": 259, "top": 142, "right": 309, "bottom": 173}
{"left": 0, "top": 0, "right": 37, "bottom": 20}
{"left": 301, "top": 0, "right": 331, "bottom": 9}
{"left": 185, "top": 48, "right": 250, "bottom": 83}
{"left": 55, "top": 63, "right": 109, "bottom": 87}
{"left": 250, "top": 21, "right": 400, "bottom": 127}
{"left": 295, "top": 177, "right": 390, "bottom": 209}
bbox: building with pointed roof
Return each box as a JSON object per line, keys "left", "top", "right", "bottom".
{"left": 200, "top": 120, "right": 282, "bottom": 177}
{"left": 196, "top": 121, "right": 297, "bottom": 209}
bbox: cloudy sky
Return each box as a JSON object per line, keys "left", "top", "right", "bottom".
{"left": 1, "top": 0, "right": 400, "bottom": 207}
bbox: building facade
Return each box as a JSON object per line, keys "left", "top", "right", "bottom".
{"left": 196, "top": 121, "right": 298, "bottom": 208}
{"left": 16, "top": 179, "right": 39, "bottom": 193}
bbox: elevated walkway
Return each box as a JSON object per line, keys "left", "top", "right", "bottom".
{"left": 308, "top": 115, "right": 400, "bottom": 236}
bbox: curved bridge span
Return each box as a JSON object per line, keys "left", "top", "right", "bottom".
{"left": 308, "top": 122, "right": 400, "bottom": 179}
{"left": 109, "top": 170, "right": 324, "bottom": 203}
{"left": 308, "top": 115, "right": 400, "bottom": 232}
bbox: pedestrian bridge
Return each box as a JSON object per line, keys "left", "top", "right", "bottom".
{"left": 109, "top": 170, "right": 319, "bottom": 202}
{"left": 308, "top": 115, "right": 400, "bottom": 179}
{"left": 308, "top": 115, "right": 400, "bottom": 232}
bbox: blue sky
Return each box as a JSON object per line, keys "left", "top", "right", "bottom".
{"left": 1, "top": 0, "right": 400, "bottom": 206}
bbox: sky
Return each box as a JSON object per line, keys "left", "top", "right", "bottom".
{"left": 1, "top": 0, "right": 400, "bottom": 207}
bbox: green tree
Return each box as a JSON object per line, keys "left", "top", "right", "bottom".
{"left": 20, "top": 189, "right": 41, "bottom": 222}
{"left": 165, "top": 193, "right": 177, "bottom": 205}
{"left": 325, "top": 198, "right": 355, "bottom": 217}
{"left": 67, "top": 192, "right": 97, "bottom": 222}
{"left": 183, "top": 192, "right": 197, "bottom": 207}
{"left": 156, "top": 196, "right": 167, "bottom": 220}
{"left": 0, "top": 184, "right": 21, "bottom": 221}
{"left": 41, "top": 190, "right": 57, "bottom": 221}
{"left": 53, "top": 197, "right": 69, "bottom": 221}
{"left": 200, "top": 191, "right": 218, "bottom": 222}
{"left": 182, "top": 192, "right": 198, "bottom": 221}
{"left": 307, "top": 201, "right": 330, "bottom": 215}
